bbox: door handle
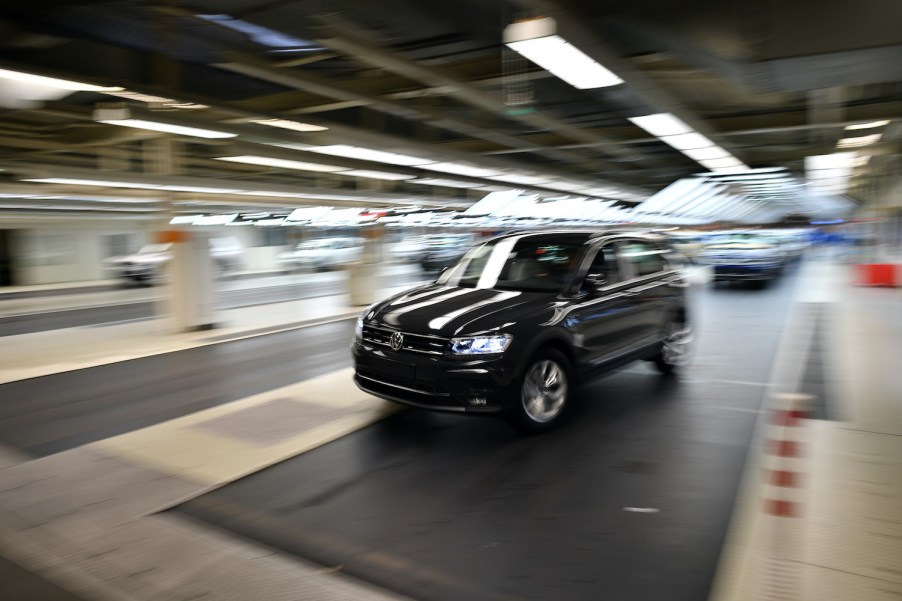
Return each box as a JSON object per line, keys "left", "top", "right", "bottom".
{"left": 622, "top": 290, "right": 639, "bottom": 297}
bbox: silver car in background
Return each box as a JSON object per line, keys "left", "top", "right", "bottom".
{"left": 278, "top": 236, "right": 365, "bottom": 272}
{"left": 104, "top": 237, "right": 244, "bottom": 284}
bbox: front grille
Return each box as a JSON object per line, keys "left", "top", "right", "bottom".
{"left": 356, "top": 367, "right": 434, "bottom": 395}
{"left": 362, "top": 324, "right": 449, "bottom": 356}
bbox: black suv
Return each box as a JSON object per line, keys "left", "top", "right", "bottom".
{"left": 352, "top": 230, "right": 691, "bottom": 431}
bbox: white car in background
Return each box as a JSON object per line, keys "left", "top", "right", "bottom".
{"left": 104, "top": 237, "right": 244, "bottom": 284}
{"left": 388, "top": 235, "right": 429, "bottom": 262}
{"left": 277, "top": 236, "right": 365, "bottom": 272}
{"left": 759, "top": 229, "right": 810, "bottom": 262}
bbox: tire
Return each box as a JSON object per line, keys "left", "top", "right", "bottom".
{"left": 509, "top": 348, "right": 573, "bottom": 432}
{"left": 654, "top": 316, "right": 693, "bottom": 375}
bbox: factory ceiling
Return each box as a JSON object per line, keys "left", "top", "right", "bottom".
{"left": 0, "top": 0, "right": 898, "bottom": 223}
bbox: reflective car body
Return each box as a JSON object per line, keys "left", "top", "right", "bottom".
{"left": 352, "top": 230, "right": 690, "bottom": 430}
{"left": 697, "top": 232, "right": 784, "bottom": 284}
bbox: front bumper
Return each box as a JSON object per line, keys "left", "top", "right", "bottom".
{"left": 113, "top": 263, "right": 156, "bottom": 281}
{"left": 712, "top": 263, "right": 781, "bottom": 281}
{"left": 352, "top": 339, "right": 515, "bottom": 414}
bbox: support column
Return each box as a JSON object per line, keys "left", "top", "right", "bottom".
{"left": 348, "top": 225, "right": 384, "bottom": 306}
{"left": 145, "top": 136, "right": 218, "bottom": 332}
{"left": 166, "top": 229, "right": 216, "bottom": 331}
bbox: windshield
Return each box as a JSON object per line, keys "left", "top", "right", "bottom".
{"left": 437, "top": 236, "right": 585, "bottom": 292}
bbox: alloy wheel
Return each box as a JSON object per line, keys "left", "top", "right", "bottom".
{"left": 521, "top": 359, "right": 568, "bottom": 423}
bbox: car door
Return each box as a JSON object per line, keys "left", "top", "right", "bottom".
{"left": 562, "top": 242, "right": 640, "bottom": 373}
{"left": 616, "top": 239, "right": 675, "bottom": 348}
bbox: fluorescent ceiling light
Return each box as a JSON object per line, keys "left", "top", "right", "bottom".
{"left": 98, "top": 118, "right": 236, "bottom": 139}
{"left": 844, "top": 120, "right": 890, "bottom": 130}
{"left": 422, "top": 162, "right": 501, "bottom": 178}
{"left": 234, "top": 190, "right": 365, "bottom": 201}
{"left": 343, "top": 169, "right": 413, "bottom": 181}
{"left": 22, "top": 176, "right": 346, "bottom": 199}
{"left": 544, "top": 181, "right": 590, "bottom": 192}
{"left": 252, "top": 118, "right": 327, "bottom": 132}
{"left": 489, "top": 173, "right": 551, "bottom": 186}
{"left": 663, "top": 133, "right": 716, "bottom": 151}
{"left": 309, "top": 145, "right": 432, "bottom": 166}
{"left": 105, "top": 90, "right": 207, "bottom": 109}
{"left": 412, "top": 178, "right": 484, "bottom": 188}
{"left": 682, "top": 146, "right": 731, "bottom": 161}
{"left": 0, "top": 67, "right": 124, "bottom": 92}
{"left": 628, "top": 114, "right": 693, "bottom": 137}
{"left": 836, "top": 134, "right": 882, "bottom": 148}
{"left": 699, "top": 157, "right": 746, "bottom": 171}
{"left": 161, "top": 185, "right": 243, "bottom": 194}
{"left": 706, "top": 172, "right": 792, "bottom": 181}
{"left": 23, "top": 177, "right": 168, "bottom": 190}
{"left": 504, "top": 17, "right": 623, "bottom": 89}
{"left": 216, "top": 155, "right": 346, "bottom": 172}
{"left": 220, "top": 156, "right": 416, "bottom": 181}
{"left": 630, "top": 112, "right": 747, "bottom": 172}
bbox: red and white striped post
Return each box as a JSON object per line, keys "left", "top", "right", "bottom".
{"left": 757, "top": 392, "right": 813, "bottom": 601}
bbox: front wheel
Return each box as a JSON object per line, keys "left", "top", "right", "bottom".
{"left": 654, "top": 317, "right": 693, "bottom": 374}
{"left": 509, "top": 348, "right": 573, "bottom": 432}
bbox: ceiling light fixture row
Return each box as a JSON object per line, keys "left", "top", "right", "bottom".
{"left": 19, "top": 176, "right": 430, "bottom": 204}
{"left": 0, "top": 66, "right": 637, "bottom": 200}
{"left": 501, "top": 18, "right": 749, "bottom": 178}
{"left": 90, "top": 113, "right": 571, "bottom": 191}
{"left": 628, "top": 113, "right": 747, "bottom": 172}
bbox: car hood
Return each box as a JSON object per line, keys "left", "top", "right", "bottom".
{"left": 367, "top": 284, "right": 556, "bottom": 338}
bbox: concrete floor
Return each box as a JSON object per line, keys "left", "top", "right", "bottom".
{"left": 0, "top": 258, "right": 897, "bottom": 601}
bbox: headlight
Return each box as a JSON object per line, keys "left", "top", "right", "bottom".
{"left": 449, "top": 334, "right": 512, "bottom": 355}
{"left": 354, "top": 315, "right": 364, "bottom": 339}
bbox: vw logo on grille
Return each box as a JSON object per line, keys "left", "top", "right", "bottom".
{"left": 390, "top": 331, "right": 404, "bottom": 351}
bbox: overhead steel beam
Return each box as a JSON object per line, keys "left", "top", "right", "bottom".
{"left": 312, "top": 14, "right": 649, "bottom": 166}
{"left": 215, "top": 54, "right": 589, "bottom": 165}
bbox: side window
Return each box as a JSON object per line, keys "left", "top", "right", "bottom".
{"left": 581, "top": 244, "right": 619, "bottom": 291}
{"left": 620, "top": 240, "right": 666, "bottom": 278}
